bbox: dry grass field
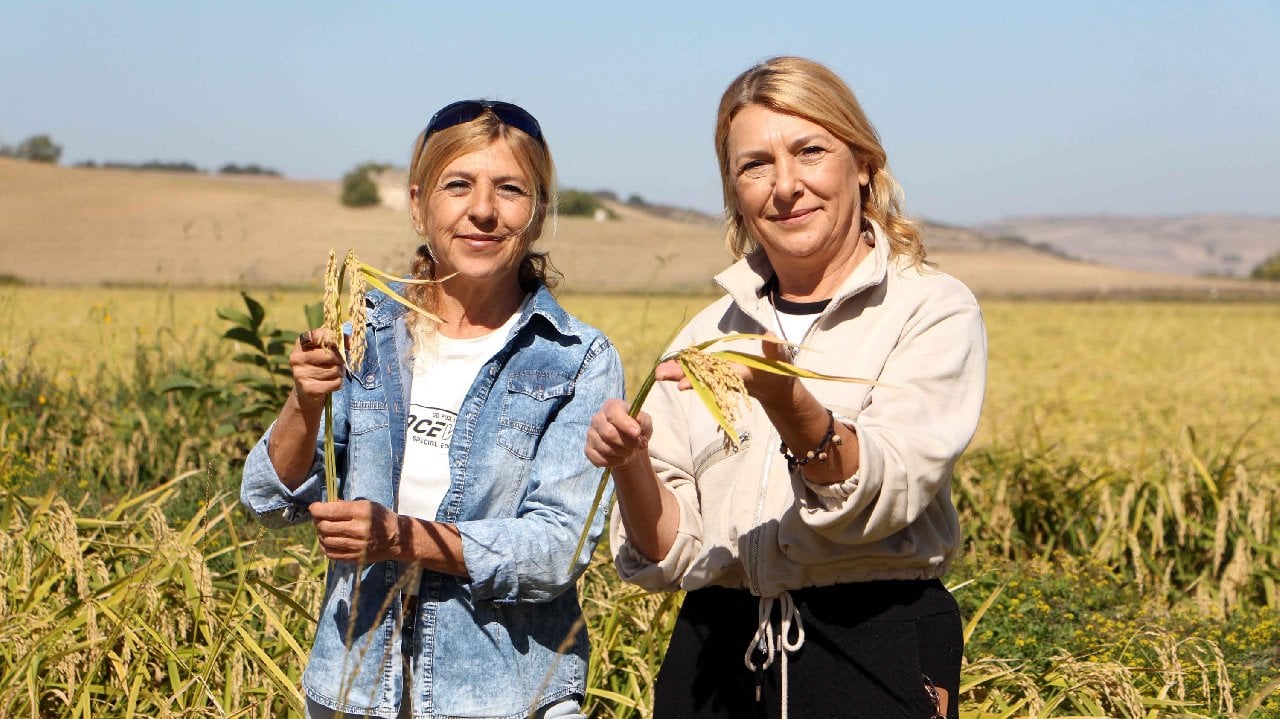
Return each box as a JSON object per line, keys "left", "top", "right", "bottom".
{"left": 4, "top": 158, "right": 1278, "bottom": 299}
{"left": 0, "top": 158, "right": 729, "bottom": 293}
{"left": 8, "top": 285, "right": 1276, "bottom": 465}
{"left": 3, "top": 285, "right": 1278, "bottom": 717}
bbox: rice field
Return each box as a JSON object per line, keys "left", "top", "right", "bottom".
{"left": 1, "top": 286, "right": 1278, "bottom": 717}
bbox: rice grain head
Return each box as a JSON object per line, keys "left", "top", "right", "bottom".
{"left": 322, "top": 249, "right": 340, "bottom": 337}
{"left": 344, "top": 250, "right": 368, "bottom": 373}
{"left": 675, "top": 349, "right": 749, "bottom": 428}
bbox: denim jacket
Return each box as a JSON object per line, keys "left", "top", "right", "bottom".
{"left": 241, "top": 284, "right": 622, "bottom": 718}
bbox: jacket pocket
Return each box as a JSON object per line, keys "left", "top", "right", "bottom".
{"left": 692, "top": 430, "right": 751, "bottom": 478}
{"left": 497, "top": 371, "right": 574, "bottom": 459}
{"left": 349, "top": 401, "right": 389, "bottom": 435}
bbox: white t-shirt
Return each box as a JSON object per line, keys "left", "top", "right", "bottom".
{"left": 398, "top": 305, "right": 524, "bottom": 522}
{"left": 770, "top": 290, "right": 830, "bottom": 350}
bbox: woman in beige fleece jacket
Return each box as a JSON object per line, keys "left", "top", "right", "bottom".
{"left": 587, "top": 57, "right": 986, "bottom": 719}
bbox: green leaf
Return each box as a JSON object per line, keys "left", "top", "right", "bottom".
{"left": 710, "top": 349, "right": 889, "bottom": 387}
{"left": 963, "top": 581, "right": 1006, "bottom": 644}
{"left": 303, "top": 301, "right": 324, "bottom": 330}
{"left": 157, "top": 376, "right": 202, "bottom": 392}
{"left": 242, "top": 292, "right": 266, "bottom": 328}
{"left": 689, "top": 332, "right": 798, "bottom": 352}
{"left": 357, "top": 261, "right": 447, "bottom": 285}
{"left": 223, "top": 327, "right": 265, "bottom": 352}
{"left": 567, "top": 364, "right": 662, "bottom": 572}
{"left": 570, "top": 471, "right": 612, "bottom": 572}
{"left": 216, "top": 308, "right": 252, "bottom": 327}
{"left": 360, "top": 271, "right": 442, "bottom": 323}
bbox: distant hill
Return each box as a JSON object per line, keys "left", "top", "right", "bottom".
{"left": 1, "top": 158, "right": 1276, "bottom": 299}
{"left": 979, "top": 215, "right": 1280, "bottom": 278}
{"left": 590, "top": 191, "right": 722, "bottom": 226}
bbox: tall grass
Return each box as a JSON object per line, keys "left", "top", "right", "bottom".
{"left": 1, "top": 289, "right": 1277, "bottom": 717}
{"left": 954, "top": 433, "right": 1279, "bottom": 614}
{"left": 0, "top": 478, "right": 320, "bottom": 717}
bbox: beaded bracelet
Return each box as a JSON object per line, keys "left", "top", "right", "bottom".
{"left": 779, "top": 409, "right": 843, "bottom": 471}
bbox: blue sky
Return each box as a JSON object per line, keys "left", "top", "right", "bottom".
{"left": 2, "top": 1, "right": 1277, "bottom": 224}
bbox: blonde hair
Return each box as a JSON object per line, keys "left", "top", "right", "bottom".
{"left": 403, "top": 109, "right": 559, "bottom": 348}
{"left": 714, "top": 56, "right": 926, "bottom": 268}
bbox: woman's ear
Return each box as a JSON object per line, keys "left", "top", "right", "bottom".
{"left": 408, "top": 185, "right": 425, "bottom": 234}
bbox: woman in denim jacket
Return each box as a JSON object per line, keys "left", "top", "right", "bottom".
{"left": 241, "top": 100, "right": 623, "bottom": 719}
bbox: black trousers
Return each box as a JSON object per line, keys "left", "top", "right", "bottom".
{"left": 654, "top": 580, "right": 961, "bottom": 719}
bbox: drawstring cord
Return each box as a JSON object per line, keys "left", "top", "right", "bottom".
{"left": 743, "top": 591, "right": 805, "bottom": 719}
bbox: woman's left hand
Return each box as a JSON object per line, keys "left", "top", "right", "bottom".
{"left": 309, "top": 500, "right": 403, "bottom": 563}
{"left": 659, "top": 333, "right": 797, "bottom": 408}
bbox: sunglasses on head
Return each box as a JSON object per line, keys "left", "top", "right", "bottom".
{"left": 423, "top": 100, "right": 544, "bottom": 145}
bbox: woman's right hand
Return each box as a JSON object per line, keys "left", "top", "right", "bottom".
{"left": 290, "top": 328, "right": 344, "bottom": 414}
{"left": 587, "top": 398, "right": 680, "bottom": 562}
{"left": 586, "top": 398, "right": 653, "bottom": 472}
{"left": 267, "top": 328, "right": 345, "bottom": 488}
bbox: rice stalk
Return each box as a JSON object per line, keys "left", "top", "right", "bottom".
{"left": 0, "top": 474, "right": 320, "bottom": 718}
{"left": 569, "top": 332, "right": 887, "bottom": 570}
{"left": 317, "top": 249, "right": 444, "bottom": 503}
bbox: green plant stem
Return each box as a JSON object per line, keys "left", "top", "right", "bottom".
{"left": 323, "top": 395, "right": 337, "bottom": 501}
{"left": 569, "top": 367, "right": 659, "bottom": 570}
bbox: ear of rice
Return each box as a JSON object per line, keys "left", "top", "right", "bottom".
{"left": 674, "top": 349, "right": 747, "bottom": 446}
{"left": 318, "top": 248, "right": 447, "bottom": 505}
{"left": 322, "top": 250, "right": 341, "bottom": 342}
{"left": 344, "top": 250, "right": 368, "bottom": 374}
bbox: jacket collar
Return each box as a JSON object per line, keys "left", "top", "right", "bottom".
{"left": 714, "top": 219, "right": 891, "bottom": 328}
{"left": 366, "top": 281, "right": 573, "bottom": 339}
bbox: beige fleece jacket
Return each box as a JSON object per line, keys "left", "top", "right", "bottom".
{"left": 611, "top": 226, "right": 987, "bottom": 597}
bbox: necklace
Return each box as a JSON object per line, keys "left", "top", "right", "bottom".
{"left": 769, "top": 284, "right": 831, "bottom": 363}
{"left": 767, "top": 228, "right": 872, "bottom": 356}
{"left": 769, "top": 285, "right": 795, "bottom": 363}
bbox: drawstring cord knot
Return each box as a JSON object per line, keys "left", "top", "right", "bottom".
{"left": 742, "top": 591, "right": 805, "bottom": 719}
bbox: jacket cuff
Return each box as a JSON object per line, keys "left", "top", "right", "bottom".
{"left": 455, "top": 520, "right": 518, "bottom": 603}
{"left": 612, "top": 531, "right": 698, "bottom": 592}
{"left": 798, "top": 418, "right": 883, "bottom": 515}
{"left": 240, "top": 426, "right": 326, "bottom": 527}
{"left": 610, "top": 495, "right": 701, "bottom": 592}
{"left": 802, "top": 471, "right": 861, "bottom": 500}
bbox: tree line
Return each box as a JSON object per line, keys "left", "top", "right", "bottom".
{"left": 1, "top": 132, "right": 280, "bottom": 176}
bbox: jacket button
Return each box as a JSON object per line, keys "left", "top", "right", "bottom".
{"left": 365, "top": 374, "right": 375, "bottom": 383}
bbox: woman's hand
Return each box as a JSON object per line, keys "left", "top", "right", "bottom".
{"left": 310, "top": 500, "right": 469, "bottom": 575}
{"left": 585, "top": 398, "right": 679, "bottom": 562}
{"left": 659, "top": 334, "right": 797, "bottom": 410}
{"left": 586, "top": 398, "right": 653, "bottom": 472}
{"left": 290, "top": 328, "right": 344, "bottom": 415}
{"left": 309, "top": 499, "right": 403, "bottom": 563}
{"left": 267, "top": 328, "right": 346, "bottom": 488}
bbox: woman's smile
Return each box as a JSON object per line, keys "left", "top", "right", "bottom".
{"left": 457, "top": 232, "right": 507, "bottom": 248}
{"left": 769, "top": 208, "right": 818, "bottom": 224}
